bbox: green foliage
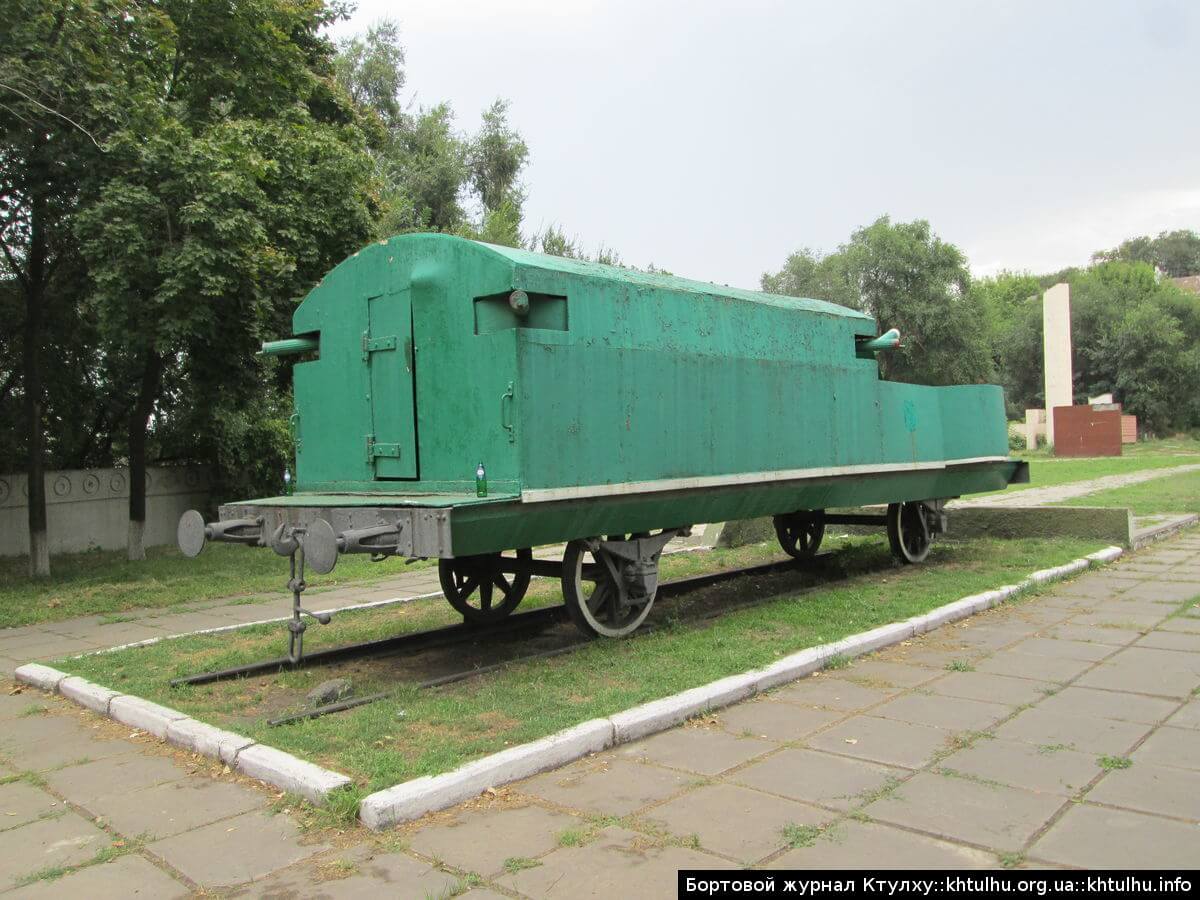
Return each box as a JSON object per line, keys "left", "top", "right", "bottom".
{"left": 973, "top": 259, "right": 1200, "bottom": 434}
{"left": 1094, "top": 229, "right": 1200, "bottom": 278}
{"left": 467, "top": 98, "right": 529, "bottom": 215}
{"left": 334, "top": 20, "right": 406, "bottom": 130}
{"left": 763, "top": 217, "right": 995, "bottom": 386}
{"left": 761, "top": 247, "right": 858, "bottom": 310}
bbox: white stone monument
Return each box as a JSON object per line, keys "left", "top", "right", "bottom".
{"left": 1042, "top": 283, "right": 1073, "bottom": 447}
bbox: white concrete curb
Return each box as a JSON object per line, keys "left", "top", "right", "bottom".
{"left": 59, "top": 676, "right": 119, "bottom": 714}
{"left": 236, "top": 744, "right": 352, "bottom": 804}
{"left": 356, "top": 546, "right": 1131, "bottom": 829}
{"left": 12, "top": 666, "right": 352, "bottom": 805}
{"left": 360, "top": 718, "right": 613, "bottom": 829}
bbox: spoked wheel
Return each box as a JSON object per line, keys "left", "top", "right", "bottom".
{"left": 887, "top": 501, "right": 932, "bottom": 564}
{"left": 439, "top": 548, "right": 533, "bottom": 623}
{"left": 773, "top": 510, "right": 826, "bottom": 559}
{"left": 561, "top": 538, "right": 655, "bottom": 638}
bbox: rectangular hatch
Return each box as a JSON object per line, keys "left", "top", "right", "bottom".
{"left": 365, "top": 288, "right": 417, "bottom": 479}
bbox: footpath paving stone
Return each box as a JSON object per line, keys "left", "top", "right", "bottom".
{"left": 867, "top": 771, "right": 1064, "bottom": 852}
{"left": 828, "top": 658, "right": 943, "bottom": 689}
{"left": 6, "top": 854, "right": 189, "bottom": 899}
{"left": 1046, "top": 623, "right": 1142, "bottom": 646}
{"left": 43, "top": 753, "right": 184, "bottom": 805}
{"left": 717, "top": 698, "right": 841, "bottom": 742}
{"left": 1136, "top": 630, "right": 1200, "bottom": 652}
{"left": 498, "top": 825, "right": 733, "bottom": 898}
{"left": 407, "top": 803, "right": 582, "bottom": 878}
{"left": 1034, "top": 686, "right": 1179, "bottom": 725}
{"left": 0, "top": 780, "right": 59, "bottom": 829}
{"left": 1075, "top": 647, "right": 1200, "bottom": 698}
{"left": 1007, "top": 636, "right": 1115, "bottom": 663}
{"left": 974, "top": 650, "right": 1095, "bottom": 683}
{"left": 806, "top": 715, "right": 952, "bottom": 770}
{"left": 1087, "top": 762, "right": 1200, "bottom": 821}
{"left": 923, "top": 670, "right": 1055, "bottom": 707}
{"left": 871, "top": 693, "right": 1011, "bottom": 732}
{"left": 1051, "top": 574, "right": 1141, "bottom": 599}
{"left": 619, "top": 726, "right": 775, "bottom": 776}
{"left": 0, "top": 718, "right": 135, "bottom": 772}
{"left": 1166, "top": 702, "right": 1200, "bottom": 729}
{"left": 1123, "top": 581, "right": 1200, "bottom": 604}
{"left": 938, "top": 738, "right": 1100, "bottom": 796}
{"left": 147, "top": 809, "right": 327, "bottom": 888}
{"left": 519, "top": 757, "right": 691, "bottom": 817}
{"left": 768, "top": 820, "right": 997, "bottom": 869}
{"left": 1032, "top": 804, "right": 1199, "bottom": 868}
{"left": 771, "top": 677, "right": 897, "bottom": 711}
{"left": 732, "top": 747, "right": 903, "bottom": 810}
{"left": 0, "top": 812, "right": 111, "bottom": 888}
{"left": 646, "top": 782, "right": 829, "bottom": 862}
{"left": 1131, "top": 726, "right": 1200, "bottom": 771}
{"left": 1070, "top": 611, "right": 1165, "bottom": 631}
{"left": 85, "top": 776, "right": 263, "bottom": 840}
{"left": 994, "top": 708, "right": 1151, "bottom": 756}
{"left": 0, "top": 692, "right": 50, "bottom": 720}
{"left": 235, "top": 846, "right": 461, "bottom": 898}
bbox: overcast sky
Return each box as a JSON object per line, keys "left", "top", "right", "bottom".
{"left": 329, "top": 0, "right": 1199, "bottom": 289}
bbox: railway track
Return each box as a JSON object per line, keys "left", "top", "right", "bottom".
{"left": 172, "top": 551, "right": 846, "bottom": 725}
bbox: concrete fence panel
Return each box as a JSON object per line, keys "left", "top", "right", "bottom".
{"left": 0, "top": 466, "right": 209, "bottom": 557}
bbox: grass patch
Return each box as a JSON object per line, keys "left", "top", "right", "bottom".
{"left": 1097, "top": 755, "right": 1133, "bottom": 770}
{"left": 502, "top": 857, "right": 542, "bottom": 874}
{"left": 14, "top": 833, "right": 147, "bottom": 887}
{"left": 945, "top": 659, "right": 974, "bottom": 672}
{"left": 782, "top": 822, "right": 826, "bottom": 849}
{"left": 998, "top": 851, "right": 1025, "bottom": 868}
{"left": 1056, "top": 469, "right": 1200, "bottom": 516}
{"left": 824, "top": 654, "right": 852, "bottom": 670}
{"left": 1037, "top": 743, "right": 1069, "bottom": 755}
{"left": 55, "top": 536, "right": 1102, "bottom": 793}
{"left": 979, "top": 438, "right": 1200, "bottom": 499}
{"left": 557, "top": 827, "right": 586, "bottom": 847}
{"left": 0, "top": 542, "right": 436, "bottom": 628}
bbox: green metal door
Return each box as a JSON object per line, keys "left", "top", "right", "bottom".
{"left": 365, "top": 287, "right": 418, "bottom": 479}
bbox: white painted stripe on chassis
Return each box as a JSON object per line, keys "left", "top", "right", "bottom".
{"left": 519, "top": 456, "right": 1011, "bottom": 504}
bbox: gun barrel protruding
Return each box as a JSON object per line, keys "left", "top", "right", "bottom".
{"left": 260, "top": 336, "right": 319, "bottom": 357}
{"left": 859, "top": 328, "right": 901, "bottom": 353}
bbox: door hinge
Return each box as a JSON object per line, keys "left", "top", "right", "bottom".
{"left": 362, "top": 332, "right": 398, "bottom": 360}
{"left": 366, "top": 434, "right": 402, "bottom": 462}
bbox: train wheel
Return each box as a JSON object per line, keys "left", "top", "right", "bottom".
{"left": 773, "top": 511, "right": 825, "bottom": 559}
{"left": 439, "top": 548, "right": 532, "bottom": 623}
{"left": 887, "top": 502, "right": 931, "bottom": 564}
{"left": 561, "top": 539, "right": 655, "bottom": 638}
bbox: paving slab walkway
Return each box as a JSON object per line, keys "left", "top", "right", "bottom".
{"left": 1, "top": 530, "right": 1199, "bottom": 894}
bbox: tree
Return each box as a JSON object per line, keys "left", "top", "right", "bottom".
{"left": 467, "top": 99, "right": 528, "bottom": 216}
{"left": 760, "top": 247, "right": 858, "bottom": 309}
{"left": 763, "top": 217, "right": 994, "bottom": 386}
{"left": 75, "top": 0, "right": 376, "bottom": 560}
{"left": 1104, "top": 302, "right": 1199, "bottom": 434}
{"left": 333, "top": 20, "right": 405, "bottom": 130}
{"left": 1094, "top": 229, "right": 1200, "bottom": 278}
{"left": 380, "top": 104, "right": 468, "bottom": 234}
{"left": 0, "top": 0, "right": 137, "bottom": 575}
{"left": 970, "top": 272, "right": 1045, "bottom": 417}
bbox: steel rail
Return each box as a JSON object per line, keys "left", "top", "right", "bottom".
{"left": 172, "top": 552, "right": 834, "bottom": 688}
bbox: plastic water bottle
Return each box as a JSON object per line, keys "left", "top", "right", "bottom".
{"left": 476, "top": 462, "right": 487, "bottom": 498}
{"left": 283, "top": 468, "right": 293, "bottom": 496}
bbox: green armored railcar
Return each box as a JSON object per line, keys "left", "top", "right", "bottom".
{"left": 180, "top": 233, "right": 1025, "bottom": 638}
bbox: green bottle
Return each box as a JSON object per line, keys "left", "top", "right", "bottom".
{"left": 475, "top": 462, "right": 487, "bottom": 498}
